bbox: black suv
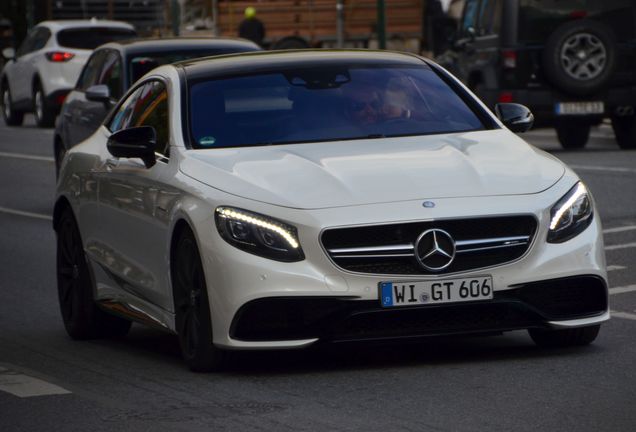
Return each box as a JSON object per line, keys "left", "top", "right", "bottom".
{"left": 437, "top": 0, "right": 636, "bottom": 149}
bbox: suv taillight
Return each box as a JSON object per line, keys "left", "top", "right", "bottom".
{"left": 501, "top": 50, "right": 517, "bottom": 69}
{"left": 46, "top": 52, "right": 75, "bottom": 62}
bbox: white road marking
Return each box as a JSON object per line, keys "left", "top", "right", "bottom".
{"left": 0, "top": 368, "right": 70, "bottom": 398}
{"left": 605, "top": 242, "right": 636, "bottom": 251}
{"left": 607, "top": 265, "right": 627, "bottom": 272}
{"left": 603, "top": 225, "right": 636, "bottom": 234}
{"left": 610, "top": 311, "right": 636, "bottom": 321}
{"left": 0, "top": 151, "right": 54, "bottom": 163}
{"left": 609, "top": 285, "right": 636, "bottom": 296}
{"left": 569, "top": 165, "right": 636, "bottom": 174}
{"left": 0, "top": 206, "right": 52, "bottom": 221}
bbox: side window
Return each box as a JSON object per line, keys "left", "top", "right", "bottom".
{"left": 478, "top": 0, "right": 501, "bottom": 35}
{"left": 97, "top": 51, "right": 123, "bottom": 100}
{"left": 461, "top": 0, "right": 480, "bottom": 37}
{"left": 108, "top": 81, "right": 169, "bottom": 158}
{"left": 76, "top": 50, "right": 106, "bottom": 90}
{"left": 16, "top": 29, "right": 37, "bottom": 57}
{"left": 108, "top": 85, "right": 144, "bottom": 132}
{"left": 31, "top": 28, "right": 51, "bottom": 51}
{"left": 132, "top": 81, "right": 169, "bottom": 158}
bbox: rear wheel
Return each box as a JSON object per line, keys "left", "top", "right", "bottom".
{"left": 33, "top": 81, "right": 55, "bottom": 128}
{"left": 555, "top": 119, "right": 591, "bottom": 149}
{"left": 57, "top": 207, "right": 131, "bottom": 339}
{"left": 529, "top": 325, "right": 600, "bottom": 348}
{"left": 1, "top": 84, "right": 24, "bottom": 126}
{"left": 172, "top": 227, "right": 227, "bottom": 372}
{"left": 611, "top": 114, "right": 636, "bottom": 149}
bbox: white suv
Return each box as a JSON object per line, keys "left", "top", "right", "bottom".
{"left": 1, "top": 19, "right": 136, "bottom": 127}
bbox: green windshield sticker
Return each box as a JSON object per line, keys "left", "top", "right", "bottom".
{"left": 199, "top": 136, "right": 216, "bottom": 146}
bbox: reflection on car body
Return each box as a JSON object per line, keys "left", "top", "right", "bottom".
{"left": 54, "top": 50, "right": 608, "bottom": 371}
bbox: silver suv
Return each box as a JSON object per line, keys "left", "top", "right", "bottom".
{"left": 1, "top": 19, "right": 136, "bottom": 128}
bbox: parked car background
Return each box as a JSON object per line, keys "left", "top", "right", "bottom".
{"left": 53, "top": 37, "right": 261, "bottom": 174}
{"left": 437, "top": 0, "right": 636, "bottom": 150}
{"left": 1, "top": 19, "right": 136, "bottom": 128}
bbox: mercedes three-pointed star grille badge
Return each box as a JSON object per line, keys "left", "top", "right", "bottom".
{"left": 414, "top": 228, "right": 456, "bottom": 272}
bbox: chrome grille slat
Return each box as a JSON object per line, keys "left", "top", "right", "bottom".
{"left": 331, "top": 253, "right": 415, "bottom": 259}
{"left": 321, "top": 216, "right": 537, "bottom": 275}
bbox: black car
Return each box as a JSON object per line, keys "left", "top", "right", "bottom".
{"left": 437, "top": 0, "right": 636, "bottom": 149}
{"left": 54, "top": 37, "right": 261, "bottom": 174}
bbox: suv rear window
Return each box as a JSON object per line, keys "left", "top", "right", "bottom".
{"left": 57, "top": 27, "right": 137, "bottom": 50}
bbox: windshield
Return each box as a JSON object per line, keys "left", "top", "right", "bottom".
{"left": 189, "top": 65, "right": 485, "bottom": 149}
{"left": 127, "top": 47, "right": 259, "bottom": 85}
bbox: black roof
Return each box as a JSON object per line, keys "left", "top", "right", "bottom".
{"left": 98, "top": 37, "right": 261, "bottom": 56}
{"left": 179, "top": 50, "right": 429, "bottom": 81}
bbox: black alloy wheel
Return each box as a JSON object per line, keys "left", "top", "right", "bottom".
{"left": 1, "top": 84, "right": 24, "bottom": 126}
{"left": 57, "top": 207, "right": 131, "bottom": 339}
{"left": 529, "top": 324, "right": 600, "bottom": 348}
{"left": 172, "top": 227, "right": 226, "bottom": 372}
{"left": 33, "top": 81, "right": 55, "bottom": 128}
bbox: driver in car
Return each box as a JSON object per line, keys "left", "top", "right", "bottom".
{"left": 343, "top": 80, "right": 412, "bottom": 126}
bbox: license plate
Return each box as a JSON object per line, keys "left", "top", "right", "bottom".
{"left": 555, "top": 101, "right": 604, "bottom": 115}
{"left": 380, "top": 276, "right": 493, "bottom": 308}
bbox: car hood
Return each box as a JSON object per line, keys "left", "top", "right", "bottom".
{"left": 180, "top": 129, "right": 565, "bottom": 209}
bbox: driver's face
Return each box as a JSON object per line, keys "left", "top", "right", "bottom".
{"left": 348, "top": 90, "right": 381, "bottom": 125}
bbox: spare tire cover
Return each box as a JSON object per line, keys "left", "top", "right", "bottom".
{"left": 542, "top": 19, "right": 616, "bottom": 96}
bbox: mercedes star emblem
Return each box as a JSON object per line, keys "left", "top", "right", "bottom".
{"left": 414, "top": 228, "right": 456, "bottom": 271}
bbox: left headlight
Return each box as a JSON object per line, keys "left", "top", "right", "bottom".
{"left": 215, "top": 206, "right": 305, "bottom": 262}
{"left": 547, "top": 182, "right": 594, "bottom": 243}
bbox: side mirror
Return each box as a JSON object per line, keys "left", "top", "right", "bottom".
{"left": 85, "top": 84, "right": 111, "bottom": 103}
{"left": 1, "top": 47, "right": 15, "bottom": 60}
{"left": 107, "top": 126, "right": 156, "bottom": 168}
{"left": 495, "top": 103, "right": 534, "bottom": 133}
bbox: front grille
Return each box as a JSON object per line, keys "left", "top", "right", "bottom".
{"left": 321, "top": 216, "right": 537, "bottom": 275}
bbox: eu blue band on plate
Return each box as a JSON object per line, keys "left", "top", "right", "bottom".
{"left": 381, "top": 282, "right": 393, "bottom": 307}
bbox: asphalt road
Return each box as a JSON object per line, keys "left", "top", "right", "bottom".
{"left": 1, "top": 116, "right": 635, "bottom": 431}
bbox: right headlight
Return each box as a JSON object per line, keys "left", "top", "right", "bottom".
{"left": 215, "top": 206, "right": 305, "bottom": 262}
{"left": 547, "top": 182, "right": 593, "bottom": 243}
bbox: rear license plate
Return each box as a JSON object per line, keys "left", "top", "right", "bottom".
{"left": 555, "top": 101, "right": 604, "bottom": 115}
{"left": 380, "top": 277, "right": 493, "bottom": 308}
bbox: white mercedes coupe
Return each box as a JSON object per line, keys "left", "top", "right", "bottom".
{"left": 54, "top": 50, "right": 608, "bottom": 371}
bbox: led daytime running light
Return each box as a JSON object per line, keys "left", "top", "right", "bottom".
{"left": 549, "top": 182, "right": 587, "bottom": 230}
{"left": 218, "top": 208, "right": 299, "bottom": 249}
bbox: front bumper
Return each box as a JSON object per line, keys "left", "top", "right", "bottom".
{"left": 230, "top": 275, "right": 608, "bottom": 343}
{"left": 196, "top": 178, "right": 608, "bottom": 350}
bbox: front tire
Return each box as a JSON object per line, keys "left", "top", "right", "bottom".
{"left": 1, "top": 84, "right": 24, "bottom": 126}
{"left": 556, "top": 119, "right": 591, "bottom": 149}
{"left": 33, "top": 81, "right": 55, "bottom": 128}
{"left": 529, "top": 324, "right": 600, "bottom": 348}
{"left": 172, "top": 227, "right": 227, "bottom": 372}
{"left": 57, "top": 207, "right": 131, "bottom": 339}
{"left": 611, "top": 114, "right": 636, "bottom": 149}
